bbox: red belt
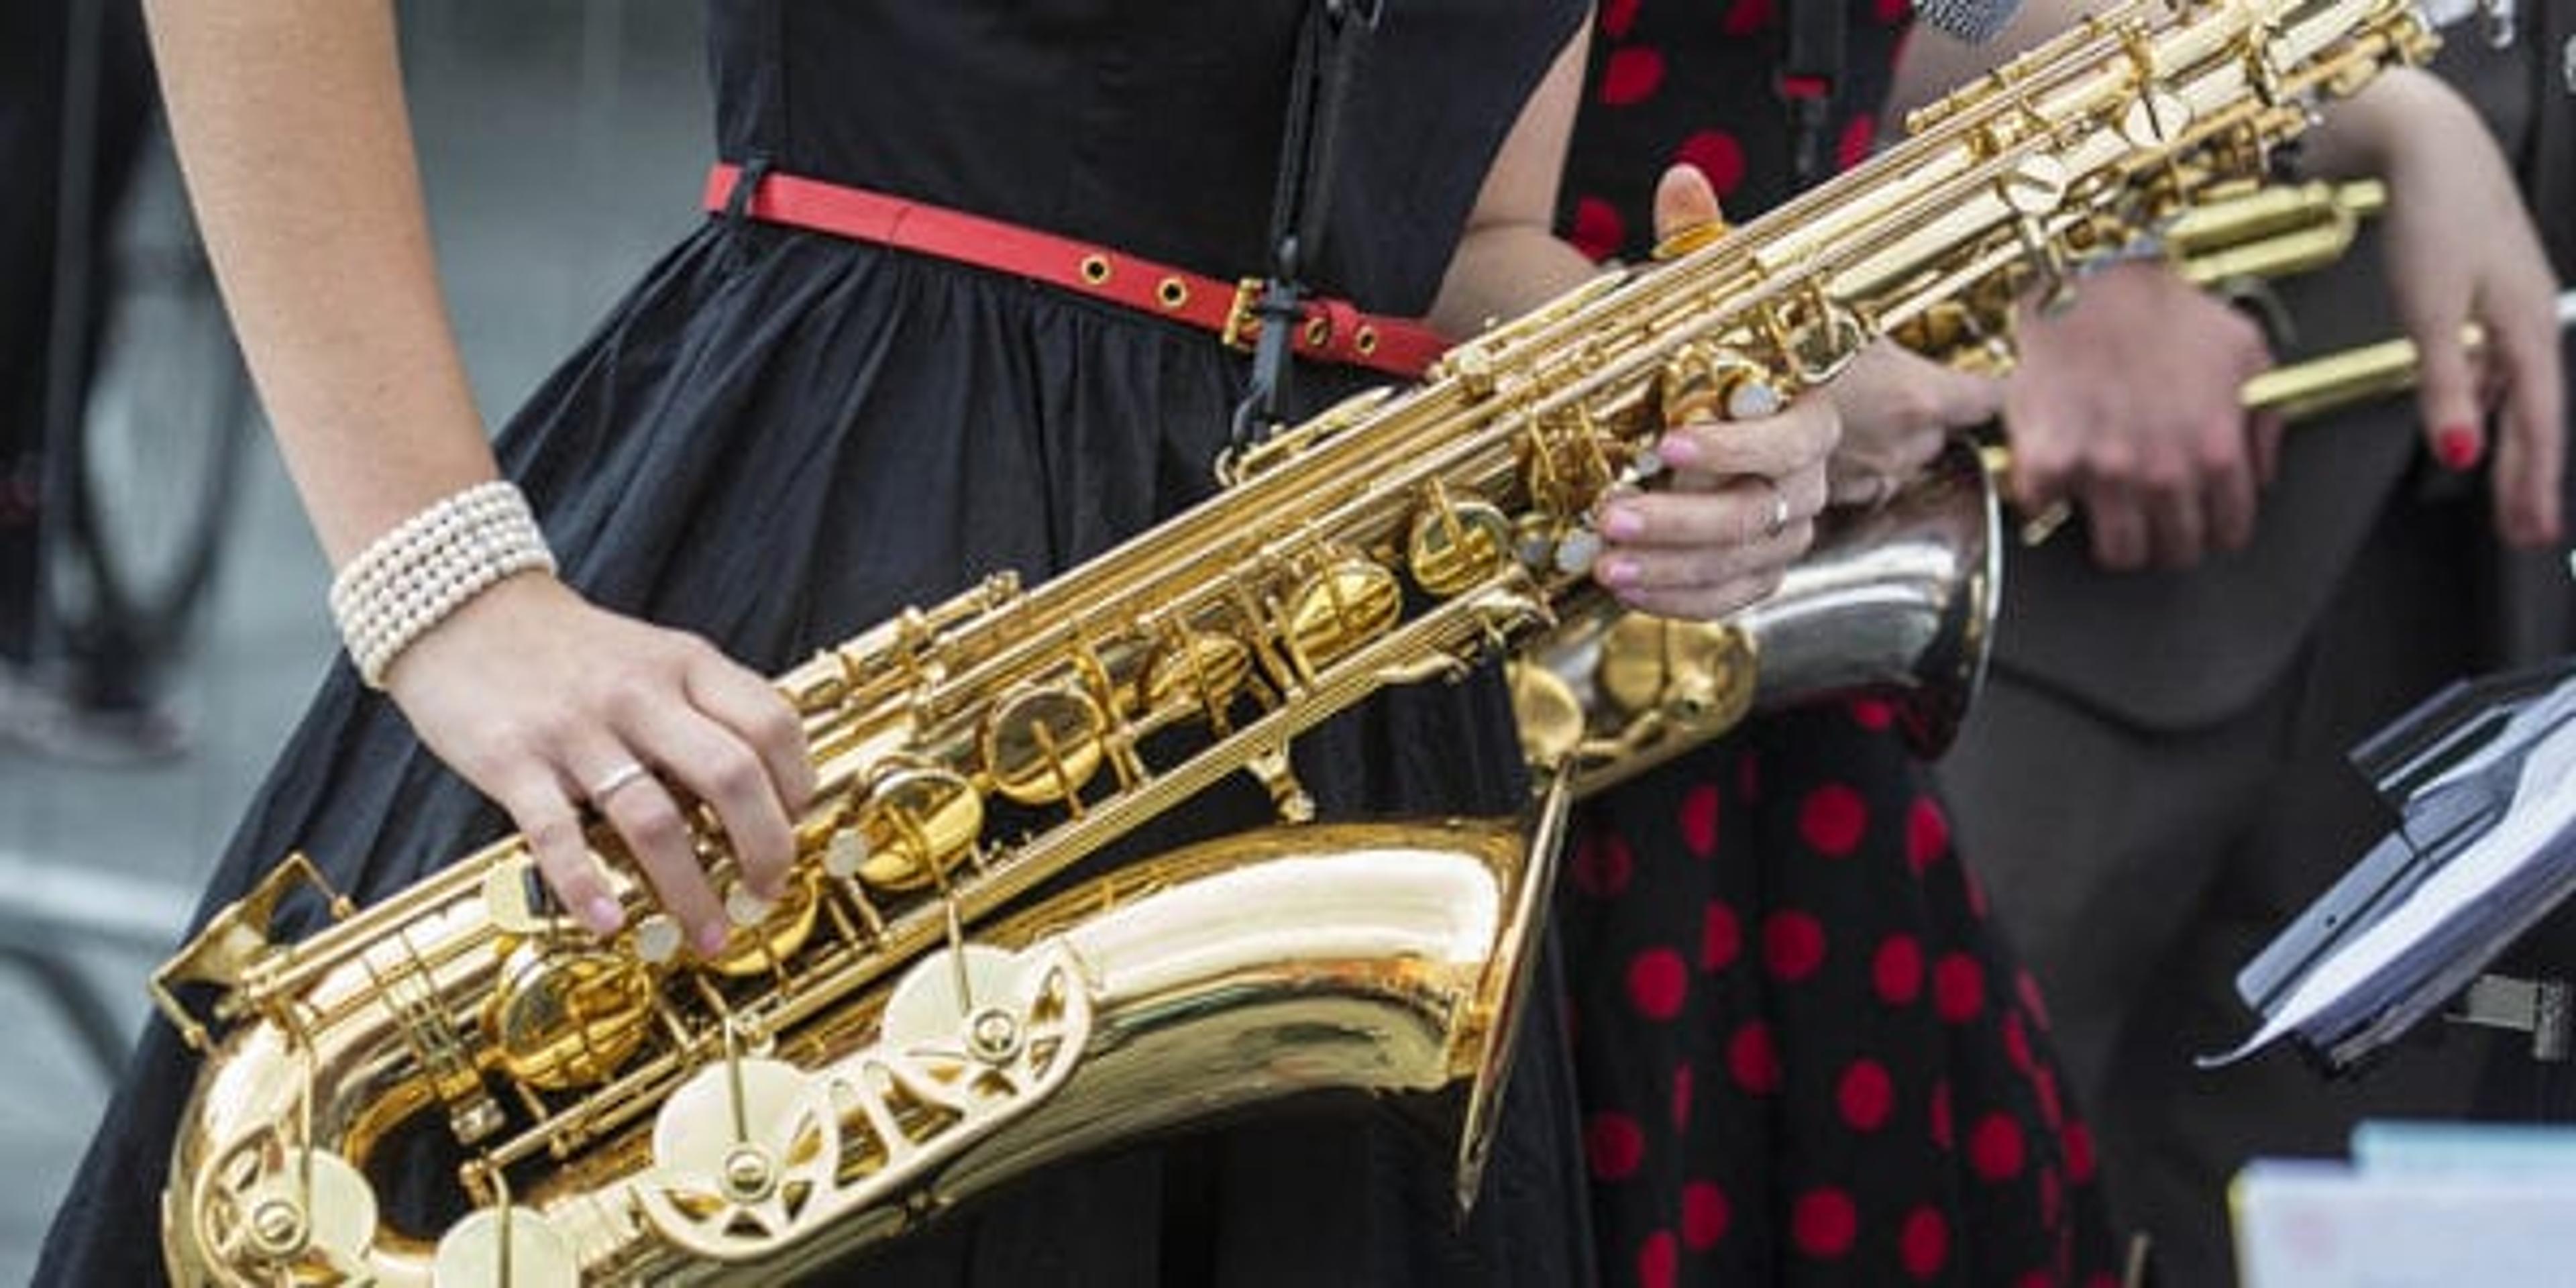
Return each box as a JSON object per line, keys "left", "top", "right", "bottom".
{"left": 704, "top": 164, "right": 1448, "bottom": 380}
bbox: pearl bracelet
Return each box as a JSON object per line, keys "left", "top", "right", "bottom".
{"left": 327, "top": 480, "right": 557, "bottom": 689}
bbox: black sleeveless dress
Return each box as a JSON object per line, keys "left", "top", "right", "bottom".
{"left": 40, "top": 4, "right": 1599, "bottom": 1284}
{"left": 1554, "top": 3, "right": 2125, "bottom": 1284}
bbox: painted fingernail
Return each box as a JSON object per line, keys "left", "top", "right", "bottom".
{"left": 584, "top": 896, "right": 626, "bottom": 935}
{"left": 2436, "top": 426, "right": 2483, "bottom": 472}
{"left": 1598, "top": 557, "right": 1638, "bottom": 588}
{"left": 1601, "top": 506, "right": 1643, "bottom": 540}
{"left": 1657, "top": 433, "right": 1702, "bottom": 468}
{"left": 696, "top": 920, "right": 733, "bottom": 958}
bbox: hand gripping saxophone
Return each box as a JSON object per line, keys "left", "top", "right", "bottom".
{"left": 153, "top": 3, "right": 2434, "bottom": 1282}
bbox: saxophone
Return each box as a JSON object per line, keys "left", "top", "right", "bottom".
{"left": 151, "top": 3, "right": 2435, "bottom": 1282}
{"left": 1507, "top": 174, "right": 2401, "bottom": 797}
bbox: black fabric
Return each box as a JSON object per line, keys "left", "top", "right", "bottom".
{"left": 0, "top": 0, "right": 154, "bottom": 666}
{"left": 40, "top": 3, "right": 1597, "bottom": 1284}
{"left": 1558, "top": 3, "right": 2121, "bottom": 1283}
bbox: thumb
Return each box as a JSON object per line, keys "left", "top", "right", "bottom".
{"left": 1650, "top": 164, "right": 1727, "bottom": 258}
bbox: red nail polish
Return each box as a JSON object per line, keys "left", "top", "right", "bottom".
{"left": 2435, "top": 426, "right": 2483, "bottom": 472}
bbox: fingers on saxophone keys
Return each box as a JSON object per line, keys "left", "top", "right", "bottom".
{"left": 1656, "top": 393, "right": 1839, "bottom": 478}
{"left": 621, "top": 702, "right": 798, "bottom": 908}
{"left": 590, "top": 761, "right": 730, "bottom": 957}
{"left": 500, "top": 775, "right": 626, "bottom": 938}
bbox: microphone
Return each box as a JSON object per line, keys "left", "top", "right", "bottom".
{"left": 1913, "top": 0, "right": 2025, "bottom": 44}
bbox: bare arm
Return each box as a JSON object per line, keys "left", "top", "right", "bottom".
{"left": 145, "top": 0, "right": 492, "bottom": 561}
{"left": 146, "top": 1, "right": 809, "bottom": 949}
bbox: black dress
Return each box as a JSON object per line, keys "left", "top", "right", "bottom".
{"left": 40, "top": 4, "right": 1597, "bottom": 1284}
{"left": 1554, "top": 3, "right": 2124, "bottom": 1284}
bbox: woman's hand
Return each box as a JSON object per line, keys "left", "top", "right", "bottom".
{"left": 1825, "top": 340, "right": 2004, "bottom": 506}
{"left": 2324, "top": 67, "right": 2565, "bottom": 548}
{"left": 384, "top": 574, "right": 816, "bottom": 955}
{"left": 1595, "top": 167, "right": 1839, "bottom": 620}
{"left": 2001, "top": 260, "right": 2281, "bottom": 570}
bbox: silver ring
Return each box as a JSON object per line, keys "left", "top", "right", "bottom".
{"left": 586, "top": 761, "right": 653, "bottom": 802}
{"left": 1760, "top": 478, "right": 1791, "bottom": 541}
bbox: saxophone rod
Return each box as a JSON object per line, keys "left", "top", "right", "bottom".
{"left": 2240, "top": 287, "right": 2576, "bottom": 422}
{"left": 2012, "top": 288, "right": 2576, "bottom": 546}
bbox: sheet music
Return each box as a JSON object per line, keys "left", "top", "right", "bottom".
{"left": 2204, "top": 683, "right": 2576, "bottom": 1068}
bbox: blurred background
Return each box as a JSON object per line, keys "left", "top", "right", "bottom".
{"left": 0, "top": 3, "right": 714, "bottom": 1277}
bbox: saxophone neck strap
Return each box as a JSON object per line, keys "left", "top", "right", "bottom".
{"left": 702, "top": 164, "right": 1443, "bottom": 382}
{"left": 1234, "top": 0, "right": 1385, "bottom": 450}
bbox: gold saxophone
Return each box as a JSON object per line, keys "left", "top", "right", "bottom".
{"left": 1509, "top": 171, "right": 2446, "bottom": 797}
{"left": 150, "top": 3, "right": 2434, "bottom": 1282}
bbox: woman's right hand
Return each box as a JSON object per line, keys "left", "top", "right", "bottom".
{"left": 383, "top": 574, "right": 816, "bottom": 956}
{"left": 1823, "top": 340, "right": 2004, "bottom": 507}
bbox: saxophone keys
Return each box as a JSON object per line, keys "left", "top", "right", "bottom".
{"left": 635, "top": 913, "right": 686, "bottom": 965}
{"left": 432, "top": 1205, "right": 578, "bottom": 1288}
{"left": 488, "top": 940, "right": 655, "bottom": 1091}
{"left": 1407, "top": 498, "right": 1513, "bottom": 598}
{"left": 1281, "top": 557, "right": 1405, "bottom": 680}
{"left": 851, "top": 765, "right": 985, "bottom": 891}
{"left": 983, "top": 684, "right": 1110, "bottom": 806}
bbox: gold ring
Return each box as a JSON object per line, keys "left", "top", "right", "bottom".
{"left": 587, "top": 761, "right": 653, "bottom": 802}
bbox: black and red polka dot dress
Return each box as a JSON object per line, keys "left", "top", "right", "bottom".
{"left": 1555, "top": 5, "right": 2125, "bottom": 1285}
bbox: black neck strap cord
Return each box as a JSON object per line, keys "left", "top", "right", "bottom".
{"left": 1230, "top": 0, "right": 1381, "bottom": 454}
{"left": 1778, "top": 0, "right": 1849, "bottom": 186}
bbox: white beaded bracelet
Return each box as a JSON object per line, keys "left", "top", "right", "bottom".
{"left": 327, "top": 480, "right": 557, "bottom": 689}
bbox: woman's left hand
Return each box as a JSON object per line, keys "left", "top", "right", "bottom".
{"left": 1593, "top": 166, "right": 1839, "bottom": 621}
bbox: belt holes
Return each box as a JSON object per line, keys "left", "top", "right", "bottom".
{"left": 1354, "top": 325, "right": 1379, "bottom": 356}
{"left": 1157, "top": 276, "right": 1189, "bottom": 309}
{"left": 1079, "top": 254, "right": 1114, "bottom": 286}
{"left": 1302, "top": 316, "right": 1330, "bottom": 347}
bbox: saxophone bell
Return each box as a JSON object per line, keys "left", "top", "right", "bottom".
{"left": 1510, "top": 439, "right": 2001, "bottom": 797}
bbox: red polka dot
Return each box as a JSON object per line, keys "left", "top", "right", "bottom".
{"left": 1568, "top": 196, "right": 1625, "bottom": 264}
{"left": 1703, "top": 900, "right": 1741, "bottom": 972}
{"left": 1674, "top": 129, "right": 1748, "bottom": 198}
{"left": 1572, "top": 829, "right": 1633, "bottom": 898}
{"left": 1587, "top": 1112, "right": 1646, "bottom": 1181}
{"left": 1876, "top": 0, "right": 1910, "bottom": 21}
{"left": 1930, "top": 1080, "right": 1954, "bottom": 1149}
{"left": 1791, "top": 1187, "right": 1858, "bottom": 1259}
{"left": 2086, "top": 1274, "right": 2123, "bottom": 1288}
{"left": 1601, "top": 0, "right": 1643, "bottom": 37}
{"left": 1678, "top": 782, "right": 1721, "bottom": 857}
{"left": 1970, "top": 1112, "right": 2027, "bottom": 1182}
{"left": 1933, "top": 951, "right": 1986, "bottom": 1024}
{"left": 2064, "top": 1119, "right": 2096, "bottom": 1183}
{"left": 2017, "top": 1273, "right": 2052, "bottom": 1288}
{"left": 1762, "top": 910, "right": 1827, "bottom": 981}
{"left": 1628, "top": 947, "right": 1689, "bottom": 1020}
{"left": 1682, "top": 1180, "right": 1731, "bottom": 1250}
{"left": 1874, "top": 933, "right": 1925, "bottom": 1006}
{"left": 1599, "top": 46, "right": 1665, "bottom": 106}
{"left": 1836, "top": 114, "right": 1878, "bottom": 173}
{"left": 2018, "top": 969, "right": 2053, "bottom": 1030}
{"left": 1837, "top": 1058, "right": 1894, "bottom": 1132}
{"left": 1900, "top": 1206, "right": 1951, "bottom": 1279}
{"left": 1905, "top": 797, "right": 1950, "bottom": 873}
{"left": 1723, "top": 0, "right": 1776, "bottom": 36}
{"left": 2033, "top": 1065, "right": 2063, "bottom": 1130}
{"left": 1798, "top": 783, "right": 1869, "bottom": 856}
{"left": 1672, "top": 1061, "right": 1694, "bottom": 1130}
{"left": 1848, "top": 697, "right": 1896, "bottom": 729}
{"left": 1728, "top": 1020, "right": 1782, "bottom": 1095}
{"left": 2002, "top": 1010, "right": 2034, "bottom": 1073}
{"left": 1639, "top": 1229, "right": 1678, "bottom": 1288}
